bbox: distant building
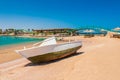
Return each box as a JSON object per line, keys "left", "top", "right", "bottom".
{"left": 14, "top": 29, "right": 33, "bottom": 36}
{"left": 32, "top": 28, "right": 76, "bottom": 37}
{"left": 14, "top": 29, "right": 24, "bottom": 35}
{"left": 5, "top": 29, "right": 15, "bottom": 34}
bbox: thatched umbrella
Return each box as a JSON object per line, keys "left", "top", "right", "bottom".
{"left": 113, "top": 27, "right": 120, "bottom": 31}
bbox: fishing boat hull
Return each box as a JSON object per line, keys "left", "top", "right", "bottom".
{"left": 28, "top": 46, "right": 81, "bottom": 63}
{"left": 16, "top": 41, "right": 82, "bottom": 63}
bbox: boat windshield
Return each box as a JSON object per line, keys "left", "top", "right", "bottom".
{"left": 39, "top": 37, "right": 57, "bottom": 47}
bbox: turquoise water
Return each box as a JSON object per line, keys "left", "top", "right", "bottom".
{"left": 0, "top": 36, "right": 44, "bottom": 47}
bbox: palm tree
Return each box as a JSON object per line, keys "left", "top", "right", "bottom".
{"left": 0, "top": 29, "right": 2, "bottom": 34}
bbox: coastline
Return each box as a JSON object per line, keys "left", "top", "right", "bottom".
{"left": 0, "top": 35, "right": 120, "bottom": 80}
{"left": 0, "top": 35, "right": 119, "bottom": 64}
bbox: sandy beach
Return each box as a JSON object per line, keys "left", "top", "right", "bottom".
{"left": 0, "top": 42, "right": 36, "bottom": 64}
{"left": 0, "top": 36, "right": 120, "bottom": 80}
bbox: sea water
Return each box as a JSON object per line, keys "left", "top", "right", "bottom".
{"left": 0, "top": 36, "right": 44, "bottom": 47}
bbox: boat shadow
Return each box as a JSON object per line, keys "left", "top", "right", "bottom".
{"left": 25, "top": 52, "right": 84, "bottom": 67}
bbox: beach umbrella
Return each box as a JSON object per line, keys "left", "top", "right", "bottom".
{"left": 113, "top": 27, "right": 120, "bottom": 31}
{"left": 112, "top": 27, "right": 120, "bottom": 33}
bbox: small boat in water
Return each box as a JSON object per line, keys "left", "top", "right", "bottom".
{"left": 15, "top": 37, "right": 82, "bottom": 63}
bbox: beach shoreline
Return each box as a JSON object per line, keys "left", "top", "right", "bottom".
{"left": 0, "top": 36, "right": 120, "bottom": 80}
{"left": 0, "top": 35, "right": 119, "bottom": 64}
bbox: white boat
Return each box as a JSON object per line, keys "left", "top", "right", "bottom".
{"left": 15, "top": 37, "right": 82, "bottom": 63}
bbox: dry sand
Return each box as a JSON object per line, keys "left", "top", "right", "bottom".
{"left": 0, "top": 36, "right": 120, "bottom": 80}
{"left": 0, "top": 43, "right": 36, "bottom": 64}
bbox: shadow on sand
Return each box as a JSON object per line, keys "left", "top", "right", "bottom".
{"left": 25, "top": 52, "right": 84, "bottom": 67}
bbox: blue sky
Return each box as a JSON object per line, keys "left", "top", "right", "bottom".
{"left": 0, "top": 0, "right": 120, "bottom": 29}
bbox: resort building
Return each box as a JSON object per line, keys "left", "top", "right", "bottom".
{"left": 14, "top": 29, "right": 33, "bottom": 36}
{"left": 14, "top": 29, "right": 24, "bottom": 35}
{"left": 4, "top": 29, "right": 15, "bottom": 35}
{"left": 32, "top": 28, "right": 76, "bottom": 37}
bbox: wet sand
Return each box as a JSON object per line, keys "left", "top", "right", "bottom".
{"left": 0, "top": 36, "right": 120, "bottom": 80}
